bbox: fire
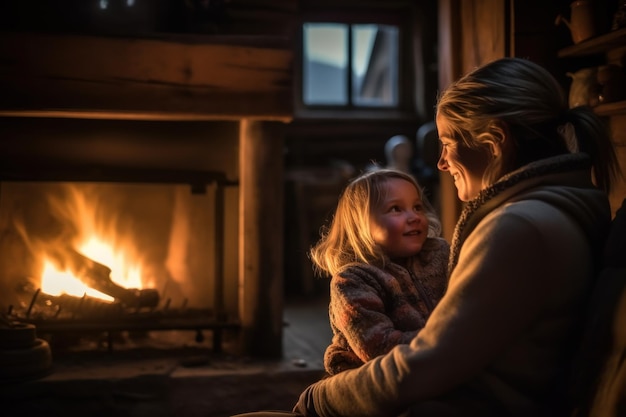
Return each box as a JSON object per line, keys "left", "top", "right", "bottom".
{"left": 41, "top": 260, "right": 114, "bottom": 301}
{"left": 80, "top": 236, "right": 143, "bottom": 290}
{"left": 38, "top": 184, "right": 150, "bottom": 302}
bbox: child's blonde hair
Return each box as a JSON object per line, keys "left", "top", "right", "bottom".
{"left": 309, "top": 168, "right": 442, "bottom": 277}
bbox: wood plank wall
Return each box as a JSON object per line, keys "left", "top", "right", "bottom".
{"left": 0, "top": 0, "right": 298, "bottom": 120}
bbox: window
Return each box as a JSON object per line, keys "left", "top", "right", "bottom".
{"left": 302, "top": 22, "right": 399, "bottom": 108}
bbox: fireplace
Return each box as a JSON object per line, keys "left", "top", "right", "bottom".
{"left": 0, "top": 31, "right": 293, "bottom": 373}
{"left": 0, "top": 116, "right": 258, "bottom": 364}
{"left": 0, "top": 155, "right": 239, "bottom": 356}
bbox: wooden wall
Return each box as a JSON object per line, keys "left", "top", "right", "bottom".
{"left": 0, "top": 0, "right": 299, "bottom": 120}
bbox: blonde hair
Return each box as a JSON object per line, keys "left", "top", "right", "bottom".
{"left": 436, "top": 57, "right": 620, "bottom": 193}
{"left": 309, "top": 168, "right": 442, "bottom": 277}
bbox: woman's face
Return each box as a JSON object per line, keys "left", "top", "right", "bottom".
{"left": 369, "top": 178, "right": 429, "bottom": 261}
{"left": 436, "top": 113, "right": 493, "bottom": 202}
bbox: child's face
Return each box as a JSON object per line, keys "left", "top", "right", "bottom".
{"left": 369, "top": 178, "right": 429, "bottom": 261}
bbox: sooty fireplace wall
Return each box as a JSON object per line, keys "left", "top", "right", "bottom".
{"left": 0, "top": 31, "right": 293, "bottom": 359}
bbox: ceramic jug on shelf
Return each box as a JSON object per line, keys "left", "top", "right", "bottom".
{"left": 555, "top": 0, "right": 596, "bottom": 44}
{"left": 567, "top": 67, "right": 600, "bottom": 108}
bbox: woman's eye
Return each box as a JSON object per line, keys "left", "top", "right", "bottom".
{"left": 440, "top": 138, "right": 457, "bottom": 148}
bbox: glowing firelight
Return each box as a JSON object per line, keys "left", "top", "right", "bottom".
{"left": 80, "top": 236, "right": 143, "bottom": 290}
{"left": 41, "top": 260, "right": 114, "bottom": 301}
{"left": 40, "top": 236, "right": 144, "bottom": 302}
{"left": 38, "top": 184, "right": 152, "bottom": 302}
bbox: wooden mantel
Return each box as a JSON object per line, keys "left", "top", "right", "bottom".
{"left": 0, "top": 31, "right": 293, "bottom": 121}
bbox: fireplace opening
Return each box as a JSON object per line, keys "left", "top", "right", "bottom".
{"left": 0, "top": 178, "right": 240, "bottom": 356}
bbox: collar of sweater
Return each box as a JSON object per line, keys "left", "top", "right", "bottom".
{"left": 448, "top": 153, "right": 592, "bottom": 274}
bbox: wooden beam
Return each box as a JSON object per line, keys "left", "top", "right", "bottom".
{"left": 0, "top": 32, "right": 293, "bottom": 120}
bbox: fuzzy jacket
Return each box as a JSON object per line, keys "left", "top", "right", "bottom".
{"left": 324, "top": 236, "right": 450, "bottom": 375}
{"left": 295, "top": 153, "right": 612, "bottom": 417}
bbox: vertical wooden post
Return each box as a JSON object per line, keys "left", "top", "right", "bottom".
{"left": 438, "top": 0, "right": 464, "bottom": 241}
{"left": 437, "top": 0, "right": 507, "bottom": 241}
{"left": 238, "top": 119, "right": 285, "bottom": 358}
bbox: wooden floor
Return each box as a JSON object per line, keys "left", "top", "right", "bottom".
{"left": 282, "top": 294, "right": 332, "bottom": 370}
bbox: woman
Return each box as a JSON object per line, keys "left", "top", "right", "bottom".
{"left": 288, "top": 57, "right": 621, "bottom": 417}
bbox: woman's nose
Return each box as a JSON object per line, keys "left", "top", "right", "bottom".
{"left": 437, "top": 150, "right": 448, "bottom": 171}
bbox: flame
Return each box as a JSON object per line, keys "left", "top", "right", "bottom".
{"left": 41, "top": 259, "right": 114, "bottom": 301}
{"left": 80, "top": 236, "right": 143, "bottom": 290}
{"left": 39, "top": 184, "right": 150, "bottom": 301}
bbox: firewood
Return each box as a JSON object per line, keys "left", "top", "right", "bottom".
{"left": 48, "top": 247, "right": 160, "bottom": 308}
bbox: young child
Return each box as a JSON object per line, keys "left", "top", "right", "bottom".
{"left": 309, "top": 168, "right": 449, "bottom": 375}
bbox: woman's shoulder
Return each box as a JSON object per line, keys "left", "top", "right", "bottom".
{"left": 494, "top": 199, "right": 564, "bottom": 219}
{"left": 490, "top": 198, "right": 598, "bottom": 229}
{"left": 476, "top": 199, "right": 596, "bottom": 250}
{"left": 500, "top": 179, "right": 610, "bottom": 231}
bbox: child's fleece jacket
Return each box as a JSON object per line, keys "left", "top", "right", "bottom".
{"left": 324, "top": 236, "right": 450, "bottom": 375}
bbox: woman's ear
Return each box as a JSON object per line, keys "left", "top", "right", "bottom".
{"left": 489, "top": 121, "right": 511, "bottom": 159}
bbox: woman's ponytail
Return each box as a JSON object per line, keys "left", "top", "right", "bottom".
{"left": 568, "top": 106, "right": 622, "bottom": 194}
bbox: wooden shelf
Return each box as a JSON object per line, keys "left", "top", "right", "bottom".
{"left": 558, "top": 27, "right": 626, "bottom": 58}
{"left": 593, "top": 100, "right": 626, "bottom": 117}
{"left": 559, "top": 29, "right": 626, "bottom": 117}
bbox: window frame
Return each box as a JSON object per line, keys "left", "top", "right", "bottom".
{"left": 295, "top": 10, "right": 415, "bottom": 120}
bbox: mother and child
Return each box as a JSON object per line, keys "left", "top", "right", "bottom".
{"left": 235, "top": 56, "right": 622, "bottom": 417}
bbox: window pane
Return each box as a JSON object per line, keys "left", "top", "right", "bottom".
{"left": 303, "top": 23, "right": 348, "bottom": 105}
{"left": 352, "top": 24, "right": 398, "bottom": 107}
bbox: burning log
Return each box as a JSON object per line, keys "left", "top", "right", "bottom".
{"left": 29, "top": 291, "right": 124, "bottom": 320}
{"left": 51, "top": 248, "right": 160, "bottom": 308}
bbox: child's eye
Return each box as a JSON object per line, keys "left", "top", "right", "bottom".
{"left": 389, "top": 205, "right": 401, "bottom": 212}
{"left": 414, "top": 204, "right": 424, "bottom": 212}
